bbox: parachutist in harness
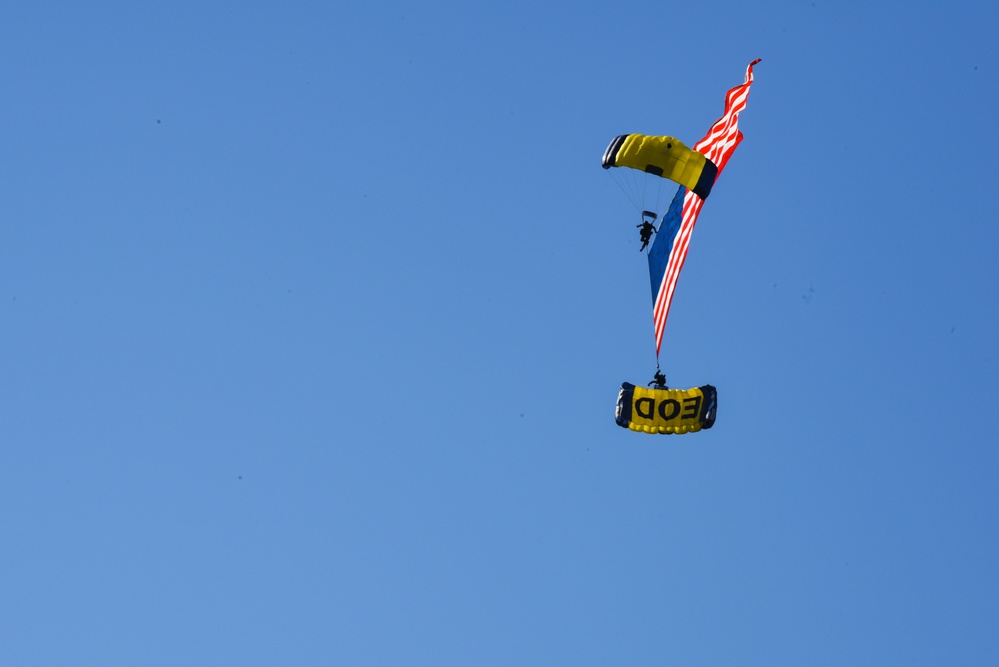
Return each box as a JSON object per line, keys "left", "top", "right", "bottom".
{"left": 649, "top": 369, "right": 668, "bottom": 390}
{"left": 637, "top": 211, "right": 658, "bottom": 251}
{"left": 637, "top": 222, "right": 657, "bottom": 251}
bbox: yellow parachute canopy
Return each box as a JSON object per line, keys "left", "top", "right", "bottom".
{"left": 615, "top": 383, "right": 717, "bottom": 434}
{"left": 602, "top": 134, "right": 719, "bottom": 200}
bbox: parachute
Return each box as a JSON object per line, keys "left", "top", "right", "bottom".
{"left": 602, "top": 134, "right": 718, "bottom": 200}
{"left": 606, "top": 60, "right": 761, "bottom": 435}
{"left": 616, "top": 383, "right": 717, "bottom": 434}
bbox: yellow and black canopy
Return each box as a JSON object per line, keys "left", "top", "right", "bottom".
{"left": 602, "top": 134, "right": 718, "bottom": 200}
{"left": 615, "top": 382, "right": 717, "bottom": 434}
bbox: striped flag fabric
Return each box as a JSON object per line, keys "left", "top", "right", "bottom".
{"left": 648, "top": 59, "right": 761, "bottom": 358}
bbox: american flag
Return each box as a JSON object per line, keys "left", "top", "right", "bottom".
{"left": 648, "top": 59, "right": 761, "bottom": 358}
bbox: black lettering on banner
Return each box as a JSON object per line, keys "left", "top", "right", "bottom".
{"left": 635, "top": 397, "right": 655, "bottom": 420}
{"left": 658, "top": 399, "right": 680, "bottom": 421}
{"left": 682, "top": 395, "right": 702, "bottom": 420}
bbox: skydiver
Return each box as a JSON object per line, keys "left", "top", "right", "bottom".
{"left": 648, "top": 369, "right": 667, "bottom": 389}
{"left": 637, "top": 221, "right": 657, "bottom": 251}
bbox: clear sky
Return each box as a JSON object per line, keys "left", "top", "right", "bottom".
{"left": 2, "top": 1, "right": 997, "bottom": 664}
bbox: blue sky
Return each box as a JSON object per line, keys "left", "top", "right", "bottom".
{"left": 2, "top": 1, "right": 998, "bottom": 664}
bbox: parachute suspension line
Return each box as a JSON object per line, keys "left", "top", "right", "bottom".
{"left": 607, "top": 157, "right": 671, "bottom": 227}
{"left": 609, "top": 170, "right": 643, "bottom": 217}
{"left": 652, "top": 171, "right": 668, "bottom": 220}
{"left": 641, "top": 167, "right": 649, "bottom": 213}
{"left": 643, "top": 168, "right": 669, "bottom": 220}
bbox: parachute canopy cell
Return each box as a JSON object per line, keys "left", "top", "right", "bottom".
{"left": 615, "top": 383, "right": 717, "bottom": 434}
{"left": 602, "top": 134, "right": 719, "bottom": 200}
